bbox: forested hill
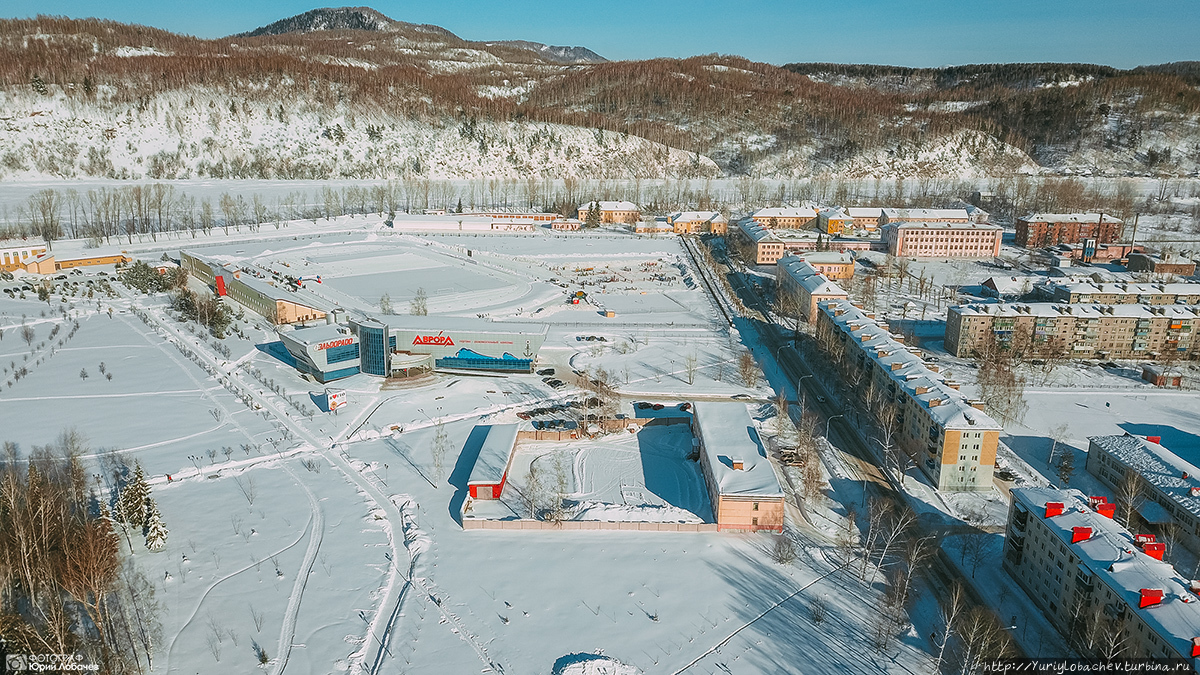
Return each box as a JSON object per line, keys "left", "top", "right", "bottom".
{"left": 0, "top": 10, "right": 1196, "bottom": 180}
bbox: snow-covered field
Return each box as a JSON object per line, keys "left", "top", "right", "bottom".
{"left": 0, "top": 216, "right": 952, "bottom": 674}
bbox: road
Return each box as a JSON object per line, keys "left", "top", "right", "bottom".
{"left": 688, "top": 237, "right": 1026, "bottom": 656}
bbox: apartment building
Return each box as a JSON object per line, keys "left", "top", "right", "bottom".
{"left": 777, "top": 256, "right": 849, "bottom": 322}
{"left": 1004, "top": 487, "right": 1200, "bottom": 661}
{"left": 1087, "top": 434, "right": 1200, "bottom": 542}
{"left": 878, "top": 208, "right": 970, "bottom": 228}
{"left": 1016, "top": 213, "right": 1124, "bottom": 248}
{"left": 750, "top": 207, "right": 817, "bottom": 229}
{"left": 945, "top": 303, "right": 1200, "bottom": 360}
{"left": 883, "top": 221, "right": 1003, "bottom": 258}
{"left": 791, "top": 251, "right": 854, "bottom": 280}
{"left": 576, "top": 201, "right": 641, "bottom": 224}
{"left": 1042, "top": 281, "right": 1200, "bottom": 306}
{"left": 817, "top": 299, "right": 1001, "bottom": 491}
{"left": 667, "top": 211, "right": 728, "bottom": 235}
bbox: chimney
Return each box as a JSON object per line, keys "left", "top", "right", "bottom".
{"left": 915, "top": 386, "right": 930, "bottom": 395}
{"left": 1071, "top": 527, "right": 1092, "bottom": 543}
{"left": 1147, "top": 435, "right": 1161, "bottom": 444}
{"left": 1192, "top": 638, "right": 1200, "bottom": 659}
{"left": 928, "top": 398, "right": 942, "bottom": 408}
{"left": 1088, "top": 495, "right": 1108, "bottom": 508}
{"left": 730, "top": 458, "right": 744, "bottom": 471}
{"left": 1045, "top": 502, "right": 1064, "bottom": 518}
{"left": 1140, "top": 588, "right": 1164, "bottom": 608}
{"left": 1144, "top": 543, "right": 1166, "bottom": 561}
{"left": 1191, "top": 488, "right": 1200, "bottom": 498}
{"left": 970, "top": 401, "right": 986, "bottom": 411}
{"left": 1135, "top": 534, "right": 1157, "bottom": 545}
{"left": 1097, "top": 503, "right": 1116, "bottom": 519}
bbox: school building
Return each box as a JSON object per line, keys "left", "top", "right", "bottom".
{"left": 691, "top": 402, "right": 785, "bottom": 532}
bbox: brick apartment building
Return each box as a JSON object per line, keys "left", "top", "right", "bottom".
{"left": 1016, "top": 213, "right": 1124, "bottom": 247}
{"left": 777, "top": 256, "right": 849, "bottom": 322}
{"left": 883, "top": 221, "right": 1003, "bottom": 258}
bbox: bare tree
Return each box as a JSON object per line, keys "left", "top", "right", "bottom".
{"left": 934, "top": 582, "right": 968, "bottom": 672}
{"left": 959, "top": 533, "right": 990, "bottom": 578}
{"left": 738, "top": 351, "right": 759, "bottom": 388}
{"left": 431, "top": 422, "right": 449, "bottom": 483}
{"left": 1115, "top": 470, "right": 1144, "bottom": 528}
{"left": 21, "top": 324, "right": 35, "bottom": 346}
{"left": 684, "top": 352, "right": 698, "bottom": 385}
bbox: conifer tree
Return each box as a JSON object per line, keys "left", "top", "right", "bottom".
{"left": 143, "top": 498, "right": 168, "bottom": 551}
{"left": 116, "top": 463, "right": 150, "bottom": 531}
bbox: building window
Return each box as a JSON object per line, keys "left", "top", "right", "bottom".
{"left": 752, "top": 502, "right": 759, "bottom": 511}
{"left": 752, "top": 517, "right": 759, "bottom": 526}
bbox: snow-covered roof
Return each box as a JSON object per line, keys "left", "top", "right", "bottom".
{"left": 952, "top": 302, "right": 1200, "bottom": 320}
{"left": 846, "top": 207, "right": 883, "bottom": 219}
{"left": 820, "top": 299, "right": 1001, "bottom": 431}
{"left": 982, "top": 276, "right": 1037, "bottom": 295}
{"left": 1012, "top": 487, "right": 1200, "bottom": 658}
{"left": 817, "top": 208, "right": 851, "bottom": 220}
{"left": 467, "top": 424, "right": 519, "bottom": 485}
{"left": 1020, "top": 213, "right": 1124, "bottom": 224}
{"left": 231, "top": 271, "right": 330, "bottom": 309}
{"left": 752, "top": 207, "right": 818, "bottom": 220}
{"left": 1045, "top": 281, "right": 1200, "bottom": 299}
{"left": 795, "top": 251, "right": 853, "bottom": 265}
{"left": 278, "top": 323, "right": 354, "bottom": 346}
{"left": 1090, "top": 434, "right": 1200, "bottom": 522}
{"left": 692, "top": 402, "right": 783, "bottom": 498}
{"left": 881, "top": 208, "right": 969, "bottom": 221}
{"left": 737, "top": 220, "right": 777, "bottom": 243}
{"left": 670, "top": 211, "right": 726, "bottom": 223}
{"left": 578, "top": 201, "right": 639, "bottom": 212}
{"left": 375, "top": 314, "right": 549, "bottom": 337}
{"left": 778, "top": 256, "right": 848, "bottom": 295}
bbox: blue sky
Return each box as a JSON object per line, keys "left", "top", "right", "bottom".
{"left": 7, "top": 0, "right": 1199, "bottom": 68}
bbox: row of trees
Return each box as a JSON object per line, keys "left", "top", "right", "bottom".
{"left": 0, "top": 431, "right": 162, "bottom": 673}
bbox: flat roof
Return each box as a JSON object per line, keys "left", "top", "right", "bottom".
{"left": 1046, "top": 281, "right": 1200, "bottom": 297}
{"left": 376, "top": 314, "right": 548, "bottom": 337}
{"left": 1013, "top": 487, "right": 1200, "bottom": 659}
{"left": 578, "top": 201, "right": 638, "bottom": 211}
{"left": 795, "top": 251, "right": 853, "bottom": 264}
{"left": 846, "top": 207, "right": 883, "bottom": 218}
{"left": 670, "top": 211, "right": 726, "bottom": 222}
{"left": 692, "top": 402, "right": 783, "bottom": 498}
{"left": 278, "top": 323, "right": 355, "bottom": 346}
{"left": 467, "top": 424, "right": 520, "bottom": 485}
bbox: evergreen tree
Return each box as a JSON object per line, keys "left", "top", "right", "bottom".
{"left": 585, "top": 201, "right": 601, "bottom": 228}
{"left": 144, "top": 498, "right": 168, "bottom": 551}
{"left": 116, "top": 463, "right": 150, "bottom": 531}
{"left": 455, "top": 198, "right": 463, "bottom": 214}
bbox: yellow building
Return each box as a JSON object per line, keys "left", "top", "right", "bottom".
{"left": 0, "top": 244, "right": 49, "bottom": 271}
{"left": 667, "top": 211, "right": 728, "bottom": 235}
{"left": 816, "top": 209, "right": 854, "bottom": 236}
{"left": 750, "top": 207, "right": 817, "bottom": 230}
{"left": 817, "top": 299, "right": 1002, "bottom": 491}
{"left": 577, "top": 201, "right": 641, "bottom": 224}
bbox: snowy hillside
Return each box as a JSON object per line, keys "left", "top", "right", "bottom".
{"left": 0, "top": 88, "right": 719, "bottom": 180}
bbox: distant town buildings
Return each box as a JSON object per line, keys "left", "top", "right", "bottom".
{"left": 777, "top": 255, "right": 849, "bottom": 322}
{"left": 691, "top": 402, "right": 785, "bottom": 532}
{"left": 817, "top": 299, "right": 1001, "bottom": 491}
{"left": 1016, "top": 213, "right": 1123, "bottom": 248}
{"left": 668, "top": 211, "right": 728, "bottom": 235}
{"left": 945, "top": 302, "right": 1200, "bottom": 360}
{"left": 845, "top": 207, "right": 883, "bottom": 231}
{"left": 1, "top": 243, "right": 130, "bottom": 274}
{"left": 577, "top": 201, "right": 641, "bottom": 224}
{"left": 736, "top": 220, "right": 876, "bottom": 265}
{"left": 1004, "top": 487, "right": 1200, "bottom": 661}
{"left": 550, "top": 218, "right": 582, "bottom": 231}
{"left": 882, "top": 221, "right": 1003, "bottom": 258}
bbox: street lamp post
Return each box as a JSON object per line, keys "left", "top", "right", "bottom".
{"left": 825, "top": 414, "right": 844, "bottom": 440}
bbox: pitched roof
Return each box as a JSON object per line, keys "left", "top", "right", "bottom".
{"left": 578, "top": 201, "right": 639, "bottom": 212}
{"left": 882, "top": 208, "right": 970, "bottom": 221}
{"left": 1021, "top": 213, "right": 1124, "bottom": 224}
{"left": 752, "top": 207, "right": 817, "bottom": 220}
{"left": 692, "top": 402, "right": 784, "bottom": 498}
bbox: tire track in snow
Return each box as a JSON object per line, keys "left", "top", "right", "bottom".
{"left": 272, "top": 464, "right": 325, "bottom": 675}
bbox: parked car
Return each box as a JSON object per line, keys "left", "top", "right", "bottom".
{"left": 678, "top": 402, "right": 692, "bottom": 411}
{"left": 537, "top": 368, "right": 555, "bottom": 376}
{"left": 652, "top": 403, "right": 664, "bottom": 411}
{"left": 517, "top": 412, "right": 532, "bottom": 420}
{"left": 636, "top": 402, "right": 652, "bottom": 410}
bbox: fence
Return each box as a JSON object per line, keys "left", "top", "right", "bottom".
{"left": 462, "top": 519, "right": 717, "bottom": 532}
